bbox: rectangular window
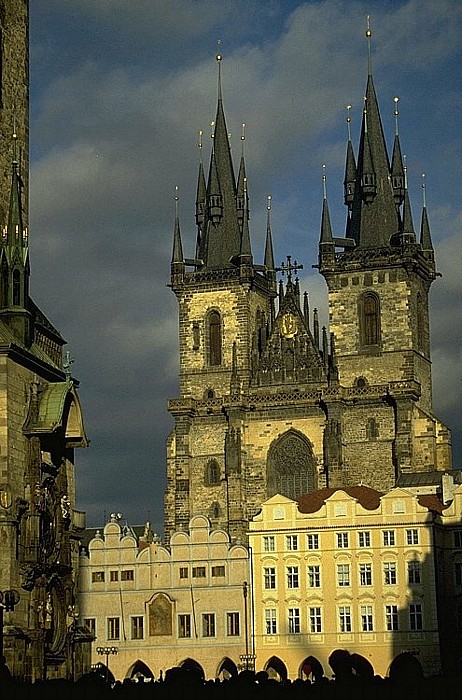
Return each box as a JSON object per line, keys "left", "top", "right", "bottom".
{"left": 339, "top": 606, "right": 351, "bottom": 633}
{"left": 360, "top": 605, "right": 373, "bottom": 632}
{"left": 263, "top": 536, "right": 275, "bottom": 552}
{"left": 92, "top": 571, "right": 105, "bottom": 583}
{"left": 121, "top": 569, "right": 134, "bottom": 581}
{"left": 359, "top": 563, "right": 372, "bottom": 586}
{"left": 287, "top": 566, "right": 299, "bottom": 589}
{"left": 384, "top": 562, "right": 397, "bottom": 585}
{"left": 288, "top": 608, "right": 300, "bottom": 634}
{"left": 109, "top": 570, "right": 118, "bottom": 582}
{"left": 307, "top": 534, "right": 319, "bottom": 550}
{"left": 408, "top": 561, "right": 421, "bottom": 585}
{"left": 202, "top": 613, "right": 216, "bottom": 637}
{"left": 286, "top": 535, "right": 298, "bottom": 551}
{"left": 192, "top": 566, "right": 206, "bottom": 579}
{"left": 309, "top": 607, "right": 322, "bottom": 633}
{"left": 178, "top": 614, "right": 191, "bottom": 638}
{"left": 385, "top": 604, "right": 399, "bottom": 631}
{"left": 307, "top": 565, "right": 321, "bottom": 588}
{"left": 336, "top": 532, "right": 349, "bottom": 548}
{"left": 358, "top": 531, "right": 371, "bottom": 548}
{"left": 264, "top": 567, "right": 276, "bottom": 589}
{"left": 406, "top": 529, "right": 419, "bottom": 545}
{"left": 409, "top": 603, "right": 423, "bottom": 631}
{"left": 226, "top": 612, "right": 240, "bottom": 636}
{"left": 83, "top": 618, "right": 96, "bottom": 638}
{"left": 455, "top": 562, "right": 462, "bottom": 586}
{"left": 337, "top": 563, "right": 350, "bottom": 587}
{"left": 107, "top": 617, "right": 120, "bottom": 640}
{"left": 131, "top": 616, "right": 144, "bottom": 640}
{"left": 211, "top": 565, "right": 225, "bottom": 577}
{"left": 265, "top": 609, "right": 277, "bottom": 635}
{"left": 454, "top": 531, "right": 462, "bottom": 548}
{"left": 383, "top": 530, "right": 396, "bottom": 546}
{"left": 179, "top": 567, "right": 189, "bottom": 579}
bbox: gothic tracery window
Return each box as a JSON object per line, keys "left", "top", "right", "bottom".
{"left": 267, "top": 431, "right": 317, "bottom": 500}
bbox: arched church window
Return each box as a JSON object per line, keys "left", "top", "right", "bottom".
{"left": 267, "top": 430, "right": 317, "bottom": 500}
{"left": 205, "top": 459, "right": 220, "bottom": 486}
{"left": 208, "top": 310, "right": 222, "bottom": 366}
{"left": 366, "top": 417, "right": 379, "bottom": 440}
{"left": 13, "top": 269, "right": 21, "bottom": 306}
{"left": 360, "top": 292, "right": 380, "bottom": 347}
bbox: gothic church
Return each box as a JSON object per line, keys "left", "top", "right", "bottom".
{"left": 165, "top": 47, "right": 452, "bottom": 543}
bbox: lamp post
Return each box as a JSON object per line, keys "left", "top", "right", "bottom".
{"left": 0, "top": 589, "right": 20, "bottom": 663}
{"left": 239, "top": 582, "right": 256, "bottom": 671}
{"left": 96, "top": 645, "right": 118, "bottom": 683}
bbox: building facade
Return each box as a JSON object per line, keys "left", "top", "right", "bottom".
{"left": 249, "top": 484, "right": 462, "bottom": 679}
{"left": 165, "top": 46, "right": 452, "bottom": 545}
{"left": 78, "top": 514, "right": 251, "bottom": 682}
{"left": 0, "top": 1, "right": 90, "bottom": 682}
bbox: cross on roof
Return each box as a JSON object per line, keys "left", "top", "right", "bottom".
{"left": 276, "top": 255, "right": 303, "bottom": 282}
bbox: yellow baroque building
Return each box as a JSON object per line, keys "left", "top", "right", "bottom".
{"left": 78, "top": 513, "right": 251, "bottom": 682}
{"left": 248, "top": 483, "right": 462, "bottom": 679}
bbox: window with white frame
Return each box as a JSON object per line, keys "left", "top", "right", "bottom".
{"left": 107, "top": 617, "right": 120, "bottom": 640}
{"left": 226, "top": 612, "right": 240, "bottom": 636}
{"left": 263, "top": 536, "right": 275, "bottom": 552}
{"left": 359, "top": 563, "right": 372, "bottom": 586}
{"left": 288, "top": 608, "right": 300, "bottom": 634}
{"left": 308, "top": 565, "right": 321, "bottom": 588}
{"left": 287, "top": 566, "right": 299, "bottom": 589}
{"left": 309, "top": 607, "right": 322, "bottom": 633}
{"left": 307, "top": 533, "right": 319, "bottom": 550}
{"left": 264, "top": 567, "right": 276, "bottom": 589}
{"left": 406, "top": 529, "right": 419, "bottom": 545}
{"left": 338, "top": 606, "right": 352, "bottom": 632}
{"left": 286, "top": 535, "right": 298, "bottom": 551}
{"left": 337, "top": 563, "right": 350, "bottom": 587}
{"left": 83, "top": 618, "right": 96, "bottom": 638}
{"left": 265, "top": 608, "right": 277, "bottom": 635}
{"left": 131, "top": 616, "right": 144, "bottom": 640}
{"left": 178, "top": 614, "right": 191, "bottom": 638}
{"left": 382, "top": 530, "right": 396, "bottom": 546}
{"left": 358, "top": 531, "right": 371, "bottom": 548}
{"left": 179, "top": 567, "right": 188, "bottom": 579}
{"left": 384, "top": 562, "right": 397, "bottom": 585}
{"left": 360, "top": 605, "right": 373, "bottom": 632}
{"left": 385, "top": 604, "right": 398, "bottom": 631}
{"left": 408, "top": 560, "right": 422, "bottom": 585}
{"left": 336, "top": 532, "right": 349, "bottom": 548}
{"left": 202, "top": 613, "right": 216, "bottom": 637}
{"left": 409, "top": 603, "right": 423, "bottom": 631}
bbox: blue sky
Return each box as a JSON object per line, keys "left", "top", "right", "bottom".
{"left": 29, "top": 1, "right": 462, "bottom": 534}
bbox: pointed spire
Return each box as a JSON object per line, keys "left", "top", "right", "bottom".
{"left": 264, "top": 195, "right": 275, "bottom": 271}
{"left": 171, "top": 186, "right": 184, "bottom": 264}
{"left": 236, "top": 124, "right": 247, "bottom": 227}
{"left": 313, "top": 308, "right": 319, "bottom": 349}
{"left": 400, "top": 159, "right": 415, "bottom": 241}
{"left": 347, "top": 23, "right": 400, "bottom": 247}
{"left": 195, "top": 131, "right": 207, "bottom": 229}
{"left": 343, "top": 105, "right": 357, "bottom": 207}
{"left": 320, "top": 166, "right": 333, "bottom": 243}
{"left": 303, "top": 291, "right": 310, "bottom": 327}
{"left": 419, "top": 173, "right": 434, "bottom": 254}
{"left": 391, "top": 97, "right": 405, "bottom": 207}
{"left": 239, "top": 177, "right": 252, "bottom": 263}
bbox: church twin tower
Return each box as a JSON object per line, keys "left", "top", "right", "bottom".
{"left": 165, "top": 47, "right": 452, "bottom": 542}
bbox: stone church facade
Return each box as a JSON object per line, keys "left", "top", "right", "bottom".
{"left": 0, "top": 1, "right": 90, "bottom": 682}
{"left": 165, "top": 53, "right": 452, "bottom": 544}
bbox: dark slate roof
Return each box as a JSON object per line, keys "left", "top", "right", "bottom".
{"left": 397, "top": 470, "right": 462, "bottom": 487}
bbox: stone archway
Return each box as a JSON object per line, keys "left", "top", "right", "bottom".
{"left": 267, "top": 429, "right": 317, "bottom": 500}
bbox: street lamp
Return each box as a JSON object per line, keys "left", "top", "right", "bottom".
{"left": 240, "top": 582, "right": 256, "bottom": 671}
{"left": 96, "top": 645, "right": 118, "bottom": 683}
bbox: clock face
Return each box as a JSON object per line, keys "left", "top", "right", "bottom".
{"left": 280, "top": 312, "right": 298, "bottom": 339}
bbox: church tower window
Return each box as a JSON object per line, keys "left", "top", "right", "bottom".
{"left": 360, "top": 292, "right": 380, "bottom": 347}
{"left": 205, "top": 459, "right": 221, "bottom": 486}
{"left": 207, "top": 310, "right": 222, "bottom": 366}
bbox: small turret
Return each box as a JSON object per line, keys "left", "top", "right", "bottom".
{"left": 391, "top": 97, "right": 405, "bottom": 207}
{"left": 343, "top": 106, "right": 357, "bottom": 207}
{"left": 171, "top": 187, "right": 185, "bottom": 286}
